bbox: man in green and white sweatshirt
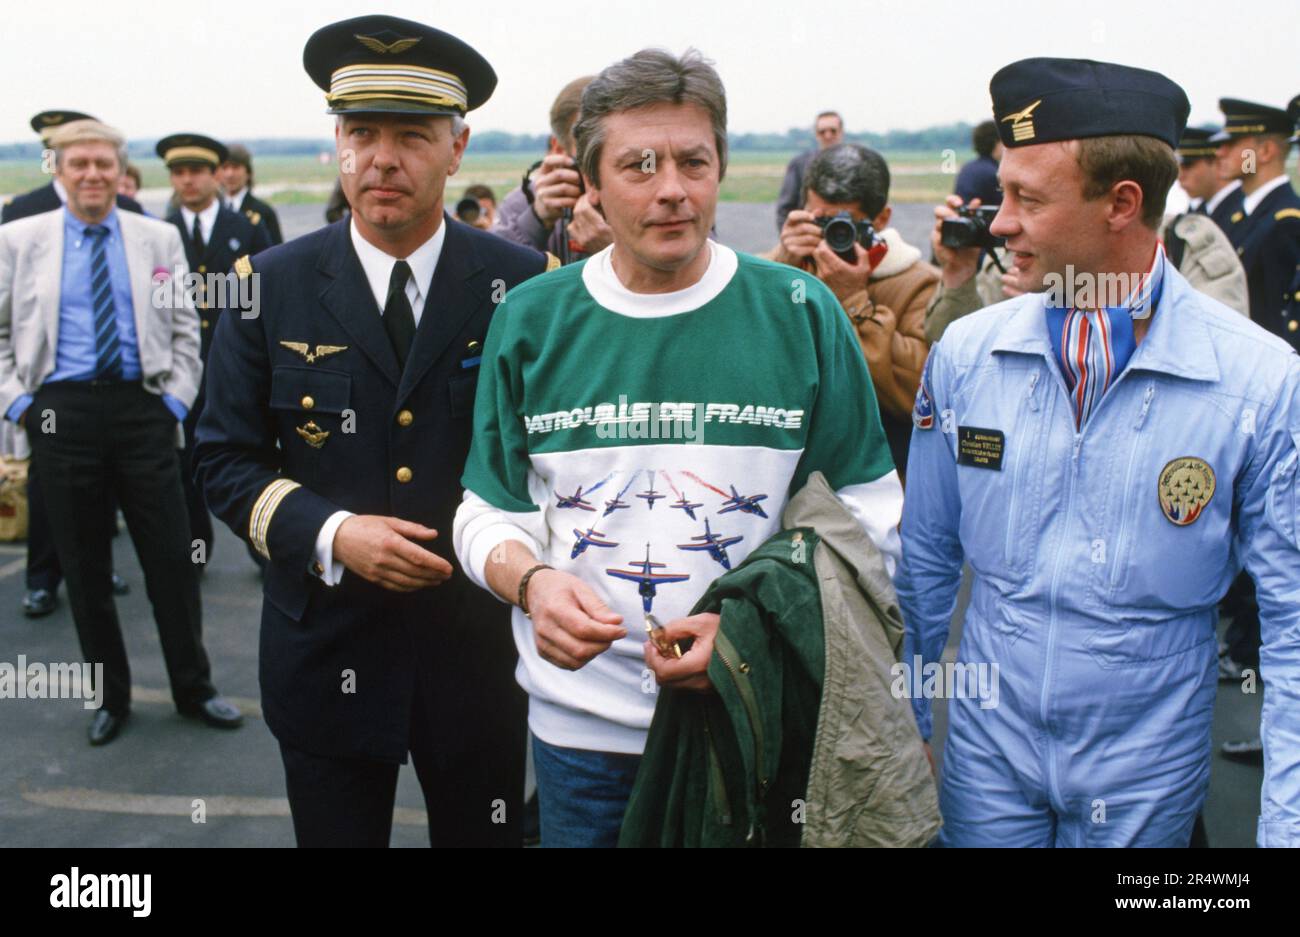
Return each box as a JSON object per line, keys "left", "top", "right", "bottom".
{"left": 452, "top": 48, "right": 903, "bottom": 847}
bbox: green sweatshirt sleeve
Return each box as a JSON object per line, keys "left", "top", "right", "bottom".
{"left": 791, "top": 281, "right": 897, "bottom": 493}
{"left": 459, "top": 302, "right": 539, "bottom": 514}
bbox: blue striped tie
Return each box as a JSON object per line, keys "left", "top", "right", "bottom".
{"left": 85, "top": 224, "right": 122, "bottom": 379}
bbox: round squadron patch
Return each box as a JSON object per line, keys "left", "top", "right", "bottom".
{"left": 1158, "top": 457, "right": 1216, "bottom": 526}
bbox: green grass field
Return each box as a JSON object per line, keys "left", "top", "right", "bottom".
{"left": 0, "top": 149, "right": 960, "bottom": 205}
{"left": 10, "top": 149, "right": 1292, "bottom": 207}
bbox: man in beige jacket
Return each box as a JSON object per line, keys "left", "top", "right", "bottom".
{"left": 0, "top": 119, "right": 241, "bottom": 745}
{"left": 765, "top": 143, "right": 938, "bottom": 475}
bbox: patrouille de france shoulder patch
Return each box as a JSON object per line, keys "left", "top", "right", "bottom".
{"left": 1158, "top": 457, "right": 1216, "bottom": 526}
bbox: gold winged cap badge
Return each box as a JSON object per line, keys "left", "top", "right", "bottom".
{"left": 355, "top": 33, "right": 421, "bottom": 55}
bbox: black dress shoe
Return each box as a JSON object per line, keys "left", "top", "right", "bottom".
{"left": 89, "top": 709, "right": 128, "bottom": 746}
{"left": 1221, "top": 737, "right": 1263, "bottom": 765}
{"left": 111, "top": 573, "right": 130, "bottom": 596}
{"left": 22, "top": 588, "right": 57, "bottom": 618}
{"left": 179, "top": 696, "right": 243, "bottom": 729}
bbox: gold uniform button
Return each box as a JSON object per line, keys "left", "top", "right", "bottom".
{"left": 301, "top": 395, "right": 315, "bottom": 410}
{"left": 1289, "top": 320, "right": 1299, "bottom": 333}
{"left": 201, "top": 319, "right": 210, "bottom": 329}
{"left": 198, "top": 265, "right": 206, "bottom": 273}
{"left": 395, "top": 466, "right": 413, "bottom": 483}
{"left": 397, "top": 409, "right": 413, "bottom": 427}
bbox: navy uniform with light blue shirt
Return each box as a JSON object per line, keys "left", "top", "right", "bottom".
{"left": 1212, "top": 100, "right": 1300, "bottom": 350}
{"left": 194, "top": 15, "right": 552, "bottom": 847}
{"left": 896, "top": 59, "right": 1300, "bottom": 847}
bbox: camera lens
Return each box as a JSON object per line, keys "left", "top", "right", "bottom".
{"left": 456, "top": 197, "right": 481, "bottom": 223}
{"left": 823, "top": 216, "right": 857, "bottom": 254}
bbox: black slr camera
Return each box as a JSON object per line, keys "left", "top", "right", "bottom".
{"left": 940, "top": 204, "right": 1004, "bottom": 251}
{"left": 456, "top": 196, "right": 482, "bottom": 224}
{"left": 814, "top": 211, "right": 880, "bottom": 263}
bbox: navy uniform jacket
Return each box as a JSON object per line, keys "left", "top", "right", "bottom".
{"left": 1210, "top": 185, "right": 1246, "bottom": 238}
{"left": 1, "top": 182, "right": 143, "bottom": 224}
{"left": 166, "top": 205, "right": 273, "bottom": 362}
{"left": 238, "top": 192, "right": 283, "bottom": 246}
{"left": 1230, "top": 181, "right": 1300, "bottom": 351}
{"left": 194, "top": 217, "right": 549, "bottom": 761}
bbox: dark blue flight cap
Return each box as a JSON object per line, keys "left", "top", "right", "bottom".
{"left": 303, "top": 15, "right": 497, "bottom": 117}
{"left": 990, "top": 58, "right": 1189, "bottom": 149}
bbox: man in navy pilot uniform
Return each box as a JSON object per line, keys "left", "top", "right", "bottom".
{"left": 159, "top": 133, "right": 271, "bottom": 569}
{"left": 1212, "top": 98, "right": 1300, "bottom": 350}
{"left": 195, "top": 15, "right": 553, "bottom": 847}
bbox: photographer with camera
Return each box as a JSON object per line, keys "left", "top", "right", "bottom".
{"left": 766, "top": 143, "right": 938, "bottom": 474}
{"left": 494, "top": 75, "right": 612, "bottom": 263}
{"left": 925, "top": 195, "right": 1015, "bottom": 342}
{"left": 455, "top": 183, "right": 497, "bottom": 230}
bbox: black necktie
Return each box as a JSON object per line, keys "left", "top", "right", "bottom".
{"left": 384, "top": 260, "right": 416, "bottom": 369}
{"left": 191, "top": 215, "right": 205, "bottom": 258}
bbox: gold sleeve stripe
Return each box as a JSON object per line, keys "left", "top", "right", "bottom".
{"left": 1274, "top": 208, "right": 1300, "bottom": 222}
{"left": 545, "top": 252, "right": 562, "bottom": 272}
{"left": 248, "top": 479, "right": 301, "bottom": 560}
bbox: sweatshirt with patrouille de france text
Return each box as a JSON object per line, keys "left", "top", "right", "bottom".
{"left": 453, "top": 240, "right": 903, "bottom": 755}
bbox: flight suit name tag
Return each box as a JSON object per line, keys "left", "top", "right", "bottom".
{"left": 957, "top": 426, "right": 1005, "bottom": 471}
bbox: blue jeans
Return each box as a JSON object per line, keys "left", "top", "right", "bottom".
{"left": 531, "top": 732, "right": 642, "bottom": 848}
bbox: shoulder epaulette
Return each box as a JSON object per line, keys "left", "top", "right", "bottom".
{"left": 234, "top": 255, "right": 253, "bottom": 279}
{"left": 545, "top": 252, "right": 562, "bottom": 272}
{"left": 1274, "top": 208, "right": 1300, "bottom": 222}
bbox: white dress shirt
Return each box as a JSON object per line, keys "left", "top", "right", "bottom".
{"left": 312, "top": 219, "right": 450, "bottom": 585}
{"left": 225, "top": 187, "right": 247, "bottom": 213}
{"left": 1206, "top": 179, "right": 1242, "bottom": 216}
{"left": 179, "top": 199, "right": 221, "bottom": 246}
{"left": 1242, "top": 174, "right": 1290, "bottom": 217}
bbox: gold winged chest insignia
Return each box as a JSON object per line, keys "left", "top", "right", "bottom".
{"left": 280, "top": 341, "right": 349, "bottom": 364}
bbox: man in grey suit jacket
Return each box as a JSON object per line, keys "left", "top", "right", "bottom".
{"left": 0, "top": 119, "right": 241, "bottom": 746}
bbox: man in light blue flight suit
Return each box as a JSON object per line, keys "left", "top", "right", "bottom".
{"left": 896, "top": 57, "right": 1300, "bottom": 847}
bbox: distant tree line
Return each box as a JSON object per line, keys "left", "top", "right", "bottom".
{"left": 0, "top": 122, "right": 977, "bottom": 160}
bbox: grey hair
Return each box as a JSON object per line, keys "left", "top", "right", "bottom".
{"left": 574, "top": 48, "right": 728, "bottom": 188}
{"left": 804, "top": 143, "right": 891, "bottom": 218}
{"left": 49, "top": 119, "right": 129, "bottom": 172}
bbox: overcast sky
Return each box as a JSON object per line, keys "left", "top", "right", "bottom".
{"left": 3, "top": 0, "right": 1295, "bottom": 145}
